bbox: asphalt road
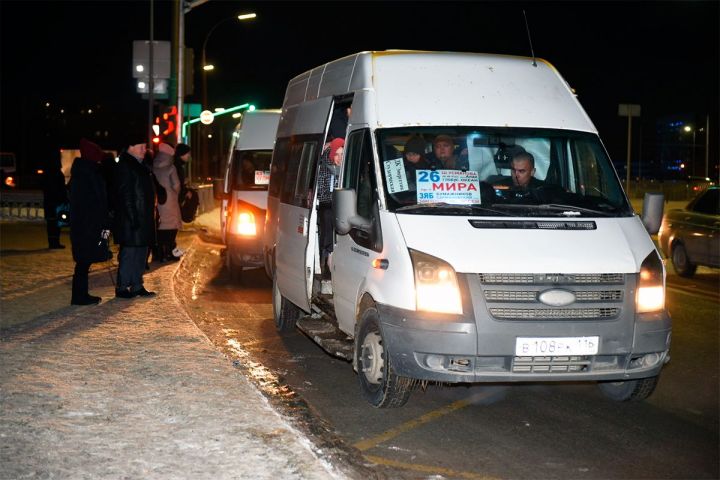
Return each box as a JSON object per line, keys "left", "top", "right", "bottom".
{"left": 176, "top": 236, "right": 719, "bottom": 480}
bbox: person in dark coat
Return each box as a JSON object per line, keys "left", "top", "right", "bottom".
{"left": 40, "top": 147, "right": 68, "bottom": 249}
{"left": 113, "top": 141, "right": 157, "bottom": 298}
{"left": 69, "top": 138, "right": 111, "bottom": 305}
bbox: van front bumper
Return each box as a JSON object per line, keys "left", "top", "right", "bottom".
{"left": 376, "top": 303, "right": 670, "bottom": 384}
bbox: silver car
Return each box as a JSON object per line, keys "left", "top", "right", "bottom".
{"left": 658, "top": 186, "right": 720, "bottom": 277}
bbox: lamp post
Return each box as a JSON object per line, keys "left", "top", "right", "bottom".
{"left": 683, "top": 125, "right": 696, "bottom": 175}
{"left": 199, "top": 12, "right": 256, "bottom": 180}
{"left": 201, "top": 13, "right": 256, "bottom": 111}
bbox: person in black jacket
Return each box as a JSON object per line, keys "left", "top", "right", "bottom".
{"left": 113, "top": 141, "right": 157, "bottom": 299}
{"left": 69, "top": 139, "right": 111, "bottom": 305}
{"left": 41, "top": 147, "right": 68, "bottom": 249}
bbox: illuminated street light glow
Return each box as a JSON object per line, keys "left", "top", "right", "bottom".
{"left": 203, "top": 64, "right": 215, "bottom": 71}
{"left": 214, "top": 108, "right": 225, "bottom": 112}
{"left": 237, "top": 13, "right": 257, "bottom": 20}
{"left": 684, "top": 125, "right": 692, "bottom": 132}
{"left": 136, "top": 64, "right": 144, "bottom": 73}
{"left": 138, "top": 81, "right": 146, "bottom": 89}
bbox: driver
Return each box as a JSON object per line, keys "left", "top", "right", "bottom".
{"left": 507, "top": 151, "right": 543, "bottom": 189}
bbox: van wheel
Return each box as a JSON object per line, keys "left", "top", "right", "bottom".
{"left": 272, "top": 270, "right": 299, "bottom": 332}
{"left": 598, "top": 376, "right": 659, "bottom": 401}
{"left": 671, "top": 243, "right": 696, "bottom": 277}
{"left": 355, "top": 308, "right": 413, "bottom": 408}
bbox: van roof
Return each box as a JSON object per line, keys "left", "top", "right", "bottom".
{"left": 232, "top": 109, "right": 281, "bottom": 151}
{"left": 282, "top": 50, "right": 596, "bottom": 132}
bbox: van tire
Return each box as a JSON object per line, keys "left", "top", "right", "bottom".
{"left": 671, "top": 243, "right": 696, "bottom": 277}
{"left": 355, "top": 307, "right": 413, "bottom": 408}
{"left": 272, "top": 270, "right": 299, "bottom": 332}
{"left": 597, "top": 376, "right": 659, "bottom": 401}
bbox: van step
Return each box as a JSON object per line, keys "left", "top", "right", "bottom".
{"left": 296, "top": 314, "right": 354, "bottom": 361}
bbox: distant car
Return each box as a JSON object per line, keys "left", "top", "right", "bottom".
{"left": 658, "top": 186, "right": 720, "bottom": 276}
{"left": 687, "top": 175, "right": 715, "bottom": 195}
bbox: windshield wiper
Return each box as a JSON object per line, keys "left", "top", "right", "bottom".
{"left": 396, "top": 203, "right": 512, "bottom": 216}
{"left": 495, "top": 203, "right": 616, "bottom": 217}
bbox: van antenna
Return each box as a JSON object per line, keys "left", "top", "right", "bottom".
{"left": 523, "top": 10, "right": 537, "bottom": 67}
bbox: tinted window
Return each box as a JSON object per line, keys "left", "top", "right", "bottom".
{"left": 230, "top": 150, "right": 272, "bottom": 190}
{"left": 691, "top": 189, "right": 719, "bottom": 215}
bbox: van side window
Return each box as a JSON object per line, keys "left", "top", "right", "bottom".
{"left": 294, "top": 142, "right": 318, "bottom": 208}
{"left": 268, "top": 137, "right": 289, "bottom": 198}
{"left": 278, "top": 135, "right": 321, "bottom": 207}
{"left": 343, "top": 128, "right": 382, "bottom": 251}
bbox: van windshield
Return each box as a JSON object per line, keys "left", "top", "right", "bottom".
{"left": 230, "top": 150, "right": 272, "bottom": 190}
{"left": 377, "top": 128, "right": 632, "bottom": 217}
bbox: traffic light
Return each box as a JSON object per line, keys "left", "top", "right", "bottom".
{"left": 152, "top": 124, "right": 161, "bottom": 145}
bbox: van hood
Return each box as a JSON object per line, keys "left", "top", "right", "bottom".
{"left": 395, "top": 214, "right": 655, "bottom": 274}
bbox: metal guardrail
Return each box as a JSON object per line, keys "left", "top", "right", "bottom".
{"left": 0, "top": 190, "right": 44, "bottom": 220}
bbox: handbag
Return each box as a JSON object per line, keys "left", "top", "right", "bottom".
{"left": 56, "top": 203, "right": 70, "bottom": 227}
{"left": 90, "top": 231, "right": 113, "bottom": 263}
{"left": 180, "top": 187, "right": 199, "bottom": 222}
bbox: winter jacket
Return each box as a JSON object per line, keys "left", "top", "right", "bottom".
{"left": 153, "top": 151, "right": 183, "bottom": 230}
{"left": 69, "top": 157, "right": 110, "bottom": 263}
{"left": 112, "top": 151, "right": 156, "bottom": 246}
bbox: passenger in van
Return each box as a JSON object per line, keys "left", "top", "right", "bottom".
{"left": 403, "top": 135, "right": 430, "bottom": 190}
{"left": 240, "top": 152, "right": 256, "bottom": 185}
{"left": 328, "top": 106, "right": 351, "bottom": 140}
{"left": 428, "top": 134, "right": 468, "bottom": 170}
{"left": 317, "top": 138, "right": 345, "bottom": 294}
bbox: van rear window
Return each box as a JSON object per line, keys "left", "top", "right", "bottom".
{"left": 230, "top": 150, "right": 272, "bottom": 190}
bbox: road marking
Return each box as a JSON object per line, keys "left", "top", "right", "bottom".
{"left": 364, "top": 455, "right": 500, "bottom": 480}
{"left": 353, "top": 390, "right": 493, "bottom": 452}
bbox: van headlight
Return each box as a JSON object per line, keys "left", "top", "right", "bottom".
{"left": 636, "top": 251, "right": 665, "bottom": 313}
{"left": 410, "top": 249, "right": 462, "bottom": 315}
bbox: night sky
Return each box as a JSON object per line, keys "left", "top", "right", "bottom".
{"left": 1, "top": 0, "right": 718, "bottom": 177}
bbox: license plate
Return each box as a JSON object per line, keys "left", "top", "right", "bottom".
{"left": 515, "top": 336, "right": 599, "bottom": 356}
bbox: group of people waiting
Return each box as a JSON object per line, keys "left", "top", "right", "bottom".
{"left": 52, "top": 139, "right": 192, "bottom": 305}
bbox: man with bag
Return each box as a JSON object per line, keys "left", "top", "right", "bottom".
{"left": 69, "top": 138, "right": 112, "bottom": 305}
{"left": 113, "top": 140, "right": 157, "bottom": 299}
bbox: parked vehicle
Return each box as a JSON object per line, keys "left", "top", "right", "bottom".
{"left": 658, "top": 186, "right": 720, "bottom": 276}
{"left": 0, "top": 151, "right": 17, "bottom": 188}
{"left": 265, "top": 51, "right": 669, "bottom": 408}
{"left": 218, "top": 109, "right": 280, "bottom": 281}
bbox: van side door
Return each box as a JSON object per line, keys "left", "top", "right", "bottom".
{"left": 332, "top": 128, "right": 382, "bottom": 334}
{"left": 275, "top": 136, "right": 322, "bottom": 312}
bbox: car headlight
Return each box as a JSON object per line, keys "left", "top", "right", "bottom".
{"left": 636, "top": 251, "right": 665, "bottom": 313}
{"left": 410, "top": 249, "right": 462, "bottom": 315}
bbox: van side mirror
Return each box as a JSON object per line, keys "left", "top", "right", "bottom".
{"left": 641, "top": 192, "right": 664, "bottom": 235}
{"left": 212, "top": 178, "right": 228, "bottom": 200}
{"left": 333, "top": 189, "right": 370, "bottom": 235}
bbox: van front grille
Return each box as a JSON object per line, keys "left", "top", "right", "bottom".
{"left": 490, "top": 307, "right": 620, "bottom": 320}
{"left": 475, "top": 272, "right": 628, "bottom": 322}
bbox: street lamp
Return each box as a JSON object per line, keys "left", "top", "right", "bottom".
{"left": 199, "top": 12, "right": 256, "bottom": 180}
{"left": 201, "top": 12, "right": 256, "bottom": 110}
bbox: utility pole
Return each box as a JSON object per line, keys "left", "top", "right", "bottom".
{"left": 148, "top": 0, "right": 155, "bottom": 147}
{"left": 618, "top": 104, "right": 641, "bottom": 197}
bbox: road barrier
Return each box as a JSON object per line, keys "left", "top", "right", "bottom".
{"left": 0, "top": 190, "right": 44, "bottom": 220}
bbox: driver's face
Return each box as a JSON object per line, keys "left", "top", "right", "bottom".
{"left": 511, "top": 158, "right": 535, "bottom": 187}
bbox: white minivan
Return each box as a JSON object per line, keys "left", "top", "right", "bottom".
{"left": 220, "top": 109, "right": 280, "bottom": 280}
{"left": 264, "top": 51, "right": 670, "bottom": 408}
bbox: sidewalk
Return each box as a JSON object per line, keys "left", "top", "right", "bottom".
{"left": 0, "top": 220, "right": 348, "bottom": 479}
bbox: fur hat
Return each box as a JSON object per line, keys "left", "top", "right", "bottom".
{"left": 174, "top": 143, "right": 191, "bottom": 157}
{"left": 404, "top": 136, "right": 426, "bottom": 156}
{"left": 79, "top": 138, "right": 104, "bottom": 163}
{"left": 433, "top": 134, "right": 454, "bottom": 146}
{"left": 329, "top": 138, "right": 345, "bottom": 160}
{"left": 158, "top": 143, "right": 174, "bottom": 156}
